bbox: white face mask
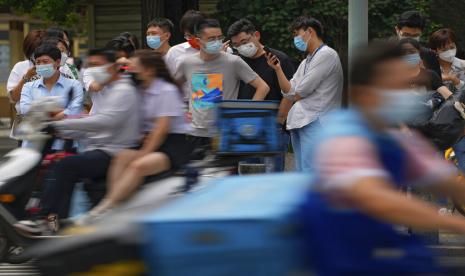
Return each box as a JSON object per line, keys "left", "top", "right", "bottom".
{"left": 236, "top": 42, "right": 258, "bottom": 58}
{"left": 438, "top": 48, "right": 456, "bottom": 63}
{"left": 60, "top": 52, "right": 68, "bottom": 66}
{"left": 86, "top": 64, "right": 112, "bottom": 85}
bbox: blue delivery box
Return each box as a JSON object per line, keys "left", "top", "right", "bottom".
{"left": 140, "top": 173, "right": 313, "bottom": 276}
{"left": 216, "top": 100, "right": 280, "bottom": 154}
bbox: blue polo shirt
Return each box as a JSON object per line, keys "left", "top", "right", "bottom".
{"left": 20, "top": 74, "right": 84, "bottom": 149}
{"left": 20, "top": 74, "right": 83, "bottom": 115}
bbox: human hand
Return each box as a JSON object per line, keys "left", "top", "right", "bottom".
{"left": 89, "top": 81, "right": 102, "bottom": 92}
{"left": 442, "top": 73, "right": 460, "bottom": 86}
{"left": 185, "top": 112, "right": 192, "bottom": 123}
{"left": 222, "top": 40, "right": 230, "bottom": 52}
{"left": 24, "top": 66, "right": 36, "bottom": 80}
{"left": 51, "top": 110, "right": 66, "bottom": 121}
{"left": 266, "top": 53, "right": 281, "bottom": 71}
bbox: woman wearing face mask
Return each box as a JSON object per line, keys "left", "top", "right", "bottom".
{"left": 79, "top": 50, "right": 195, "bottom": 220}
{"left": 430, "top": 28, "right": 465, "bottom": 93}
{"left": 398, "top": 38, "right": 453, "bottom": 104}
{"left": 430, "top": 29, "right": 465, "bottom": 175}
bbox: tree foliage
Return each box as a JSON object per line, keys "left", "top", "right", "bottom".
{"left": 215, "top": 0, "right": 443, "bottom": 61}
{"left": 0, "top": 0, "right": 89, "bottom": 36}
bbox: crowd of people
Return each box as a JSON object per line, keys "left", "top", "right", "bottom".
{"left": 5, "top": 7, "right": 465, "bottom": 255}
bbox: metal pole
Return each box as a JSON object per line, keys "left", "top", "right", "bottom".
{"left": 348, "top": 0, "right": 368, "bottom": 101}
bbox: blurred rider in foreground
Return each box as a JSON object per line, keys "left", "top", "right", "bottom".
{"left": 299, "top": 42, "right": 465, "bottom": 275}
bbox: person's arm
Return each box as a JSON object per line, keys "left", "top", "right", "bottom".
{"left": 276, "top": 53, "right": 297, "bottom": 123}
{"left": 277, "top": 99, "right": 293, "bottom": 125}
{"left": 235, "top": 57, "right": 269, "bottom": 100}
{"left": 248, "top": 77, "right": 269, "bottom": 100}
{"left": 292, "top": 52, "right": 337, "bottom": 99}
{"left": 9, "top": 66, "right": 36, "bottom": 103}
{"left": 266, "top": 53, "right": 292, "bottom": 93}
{"left": 437, "top": 86, "right": 453, "bottom": 99}
{"left": 347, "top": 178, "right": 465, "bottom": 233}
{"left": 19, "top": 83, "right": 33, "bottom": 114}
{"left": 54, "top": 86, "right": 136, "bottom": 132}
{"left": 442, "top": 73, "right": 464, "bottom": 90}
{"left": 63, "top": 83, "right": 84, "bottom": 116}
{"left": 140, "top": 117, "right": 170, "bottom": 154}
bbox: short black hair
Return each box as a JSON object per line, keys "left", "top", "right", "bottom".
{"left": 180, "top": 10, "right": 206, "bottom": 34}
{"left": 398, "top": 37, "right": 422, "bottom": 53}
{"left": 227, "top": 18, "right": 256, "bottom": 38}
{"left": 397, "top": 11, "right": 426, "bottom": 31}
{"left": 195, "top": 19, "right": 221, "bottom": 36}
{"left": 42, "top": 37, "right": 69, "bottom": 53}
{"left": 105, "top": 32, "right": 138, "bottom": 57}
{"left": 33, "top": 43, "right": 62, "bottom": 61}
{"left": 147, "top": 18, "right": 174, "bottom": 34}
{"left": 289, "top": 16, "right": 324, "bottom": 38}
{"left": 88, "top": 48, "right": 117, "bottom": 63}
{"left": 351, "top": 41, "right": 403, "bottom": 86}
{"left": 46, "top": 27, "right": 70, "bottom": 41}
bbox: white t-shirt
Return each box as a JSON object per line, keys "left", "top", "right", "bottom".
{"left": 7, "top": 60, "right": 33, "bottom": 111}
{"left": 165, "top": 42, "right": 200, "bottom": 101}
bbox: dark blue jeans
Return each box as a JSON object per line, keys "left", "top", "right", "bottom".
{"left": 41, "top": 150, "right": 111, "bottom": 218}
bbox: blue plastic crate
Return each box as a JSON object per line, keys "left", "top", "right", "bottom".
{"left": 216, "top": 100, "right": 280, "bottom": 154}
{"left": 140, "top": 173, "right": 314, "bottom": 276}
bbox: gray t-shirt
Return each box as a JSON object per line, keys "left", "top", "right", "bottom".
{"left": 142, "top": 79, "right": 190, "bottom": 134}
{"left": 176, "top": 52, "right": 258, "bottom": 137}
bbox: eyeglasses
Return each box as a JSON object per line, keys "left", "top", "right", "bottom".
{"left": 202, "top": 35, "right": 225, "bottom": 43}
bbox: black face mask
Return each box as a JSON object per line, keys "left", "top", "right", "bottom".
{"left": 129, "top": 72, "right": 142, "bottom": 87}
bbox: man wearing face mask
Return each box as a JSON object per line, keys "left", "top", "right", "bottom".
{"left": 165, "top": 10, "right": 205, "bottom": 75}
{"left": 19, "top": 43, "right": 83, "bottom": 150}
{"left": 28, "top": 48, "right": 141, "bottom": 224}
{"left": 266, "top": 16, "right": 343, "bottom": 171}
{"left": 176, "top": 18, "right": 269, "bottom": 148}
{"left": 299, "top": 41, "right": 465, "bottom": 276}
{"left": 228, "top": 18, "right": 295, "bottom": 172}
{"left": 146, "top": 18, "right": 173, "bottom": 56}
{"left": 20, "top": 43, "right": 83, "bottom": 121}
{"left": 393, "top": 10, "right": 442, "bottom": 79}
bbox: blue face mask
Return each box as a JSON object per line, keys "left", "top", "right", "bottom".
{"left": 204, "top": 39, "right": 222, "bottom": 54}
{"left": 402, "top": 53, "right": 421, "bottom": 67}
{"left": 294, "top": 35, "right": 308, "bottom": 52}
{"left": 375, "top": 89, "right": 430, "bottom": 125}
{"left": 147, "top": 35, "right": 162, "bottom": 49}
{"left": 36, "top": 64, "right": 56, "bottom": 79}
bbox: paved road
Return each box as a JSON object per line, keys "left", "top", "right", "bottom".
{"left": 0, "top": 261, "right": 39, "bottom": 275}
{"left": 0, "top": 129, "right": 16, "bottom": 157}
{"left": 1, "top": 122, "right": 465, "bottom": 274}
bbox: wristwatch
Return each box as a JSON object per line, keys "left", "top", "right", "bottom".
{"left": 22, "top": 75, "right": 29, "bottom": 82}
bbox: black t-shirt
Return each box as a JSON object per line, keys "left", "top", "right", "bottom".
{"left": 237, "top": 48, "right": 296, "bottom": 101}
{"left": 412, "top": 69, "right": 443, "bottom": 91}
